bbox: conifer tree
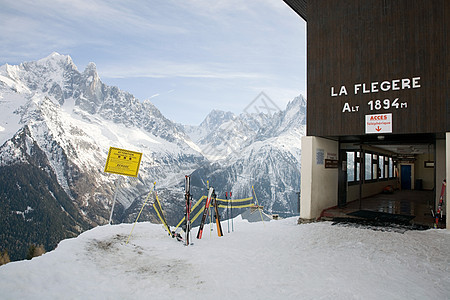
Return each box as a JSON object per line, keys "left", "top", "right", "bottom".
{"left": 26, "top": 244, "right": 46, "bottom": 260}
{"left": 26, "top": 244, "right": 36, "bottom": 260}
{"left": 0, "top": 250, "right": 10, "bottom": 265}
{"left": 34, "top": 244, "right": 46, "bottom": 257}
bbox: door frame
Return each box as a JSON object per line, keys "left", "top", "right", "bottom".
{"left": 400, "top": 163, "right": 414, "bottom": 190}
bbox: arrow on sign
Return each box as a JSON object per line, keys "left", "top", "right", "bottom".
{"left": 365, "top": 113, "right": 392, "bottom": 134}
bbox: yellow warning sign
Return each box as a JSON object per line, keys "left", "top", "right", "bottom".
{"left": 104, "top": 147, "right": 142, "bottom": 177}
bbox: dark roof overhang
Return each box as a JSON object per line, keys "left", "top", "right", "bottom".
{"left": 282, "top": 0, "right": 307, "bottom": 21}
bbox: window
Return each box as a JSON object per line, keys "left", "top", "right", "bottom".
{"left": 385, "top": 156, "right": 389, "bottom": 178}
{"left": 347, "top": 151, "right": 355, "bottom": 182}
{"left": 378, "top": 155, "right": 384, "bottom": 179}
{"left": 365, "top": 153, "right": 372, "bottom": 180}
{"left": 389, "top": 157, "right": 394, "bottom": 178}
{"left": 356, "top": 152, "right": 360, "bottom": 181}
{"left": 344, "top": 149, "right": 396, "bottom": 184}
{"left": 372, "top": 154, "right": 378, "bottom": 180}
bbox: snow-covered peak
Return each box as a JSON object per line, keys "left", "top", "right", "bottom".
{"left": 281, "top": 94, "right": 307, "bottom": 127}
{"left": 36, "top": 52, "right": 75, "bottom": 66}
{"left": 183, "top": 94, "right": 307, "bottom": 162}
{"left": 0, "top": 52, "right": 81, "bottom": 106}
{"left": 251, "top": 94, "right": 306, "bottom": 141}
{"left": 83, "top": 62, "right": 97, "bottom": 74}
{"left": 199, "top": 109, "right": 235, "bottom": 129}
{"left": 0, "top": 54, "right": 197, "bottom": 147}
{"left": 30, "top": 52, "right": 78, "bottom": 78}
{"left": 286, "top": 94, "right": 307, "bottom": 111}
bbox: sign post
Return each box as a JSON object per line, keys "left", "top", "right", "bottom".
{"left": 104, "top": 147, "right": 143, "bottom": 224}
{"left": 108, "top": 178, "right": 121, "bottom": 224}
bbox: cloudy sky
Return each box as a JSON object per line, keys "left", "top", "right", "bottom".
{"left": 0, "top": 0, "right": 306, "bottom": 125}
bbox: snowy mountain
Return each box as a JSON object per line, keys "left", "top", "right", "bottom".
{"left": 185, "top": 95, "right": 306, "bottom": 216}
{"left": 0, "top": 53, "right": 306, "bottom": 261}
{"left": 185, "top": 109, "right": 273, "bottom": 160}
{"left": 0, "top": 53, "right": 206, "bottom": 260}
{"left": 1, "top": 218, "right": 449, "bottom": 299}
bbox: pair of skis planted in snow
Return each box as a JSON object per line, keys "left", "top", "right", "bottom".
{"left": 432, "top": 179, "right": 446, "bottom": 228}
{"left": 196, "top": 186, "right": 223, "bottom": 239}
{"left": 185, "top": 175, "right": 192, "bottom": 246}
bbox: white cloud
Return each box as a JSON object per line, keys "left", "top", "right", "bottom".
{"left": 99, "top": 59, "right": 269, "bottom": 80}
{"left": 149, "top": 93, "right": 160, "bottom": 99}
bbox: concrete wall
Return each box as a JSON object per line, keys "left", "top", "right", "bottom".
{"left": 300, "top": 136, "right": 338, "bottom": 220}
{"left": 414, "top": 153, "right": 435, "bottom": 190}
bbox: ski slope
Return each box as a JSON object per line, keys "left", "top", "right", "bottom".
{"left": 0, "top": 217, "right": 449, "bottom": 299}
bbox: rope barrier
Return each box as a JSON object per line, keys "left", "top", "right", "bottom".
{"left": 174, "top": 196, "right": 206, "bottom": 230}
{"left": 216, "top": 197, "right": 254, "bottom": 203}
{"left": 174, "top": 195, "right": 254, "bottom": 231}
{"left": 126, "top": 183, "right": 156, "bottom": 244}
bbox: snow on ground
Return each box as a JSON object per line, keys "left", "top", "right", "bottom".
{"left": 0, "top": 217, "right": 449, "bottom": 299}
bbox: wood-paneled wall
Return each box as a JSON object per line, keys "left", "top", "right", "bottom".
{"left": 306, "top": 0, "right": 449, "bottom": 137}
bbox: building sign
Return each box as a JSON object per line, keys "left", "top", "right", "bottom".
{"left": 334, "top": 76, "right": 419, "bottom": 114}
{"left": 328, "top": 76, "right": 420, "bottom": 135}
{"left": 326, "top": 152, "right": 337, "bottom": 160}
{"left": 104, "top": 147, "right": 143, "bottom": 177}
{"left": 365, "top": 113, "right": 392, "bottom": 134}
{"left": 325, "top": 159, "right": 339, "bottom": 168}
{"left": 305, "top": 1, "right": 448, "bottom": 136}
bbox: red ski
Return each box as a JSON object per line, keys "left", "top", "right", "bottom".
{"left": 197, "top": 187, "right": 214, "bottom": 239}
{"left": 213, "top": 192, "right": 223, "bottom": 237}
{"left": 433, "top": 179, "right": 446, "bottom": 228}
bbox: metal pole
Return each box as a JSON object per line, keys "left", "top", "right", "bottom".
{"left": 231, "top": 192, "right": 234, "bottom": 232}
{"left": 252, "top": 185, "right": 265, "bottom": 226}
{"left": 359, "top": 145, "right": 363, "bottom": 210}
{"left": 109, "top": 177, "right": 120, "bottom": 225}
{"left": 227, "top": 192, "right": 230, "bottom": 233}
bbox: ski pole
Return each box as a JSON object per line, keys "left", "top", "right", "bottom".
{"left": 252, "top": 185, "right": 265, "bottom": 227}
{"left": 227, "top": 192, "right": 230, "bottom": 233}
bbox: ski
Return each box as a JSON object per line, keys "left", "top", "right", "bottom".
{"left": 213, "top": 190, "right": 223, "bottom": 237}
{"left": 432, "top": 179, "right": 446, "bottom": 228}
{"left": 197, "top": 187, "right": 214, "bottom": 239}
{"left": 185, "top": 175, "right": 192, "bottom": 246}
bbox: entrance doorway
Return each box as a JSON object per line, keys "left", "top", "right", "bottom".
{"left": 338, "top": 137, "right": 436, "bottom": 224}
{"left": 401, "top": 165, "right": 412, "bottom": 190}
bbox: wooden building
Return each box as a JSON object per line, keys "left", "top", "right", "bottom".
{"left": 283, "top": 0, "right": 449, "bottom": 228}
